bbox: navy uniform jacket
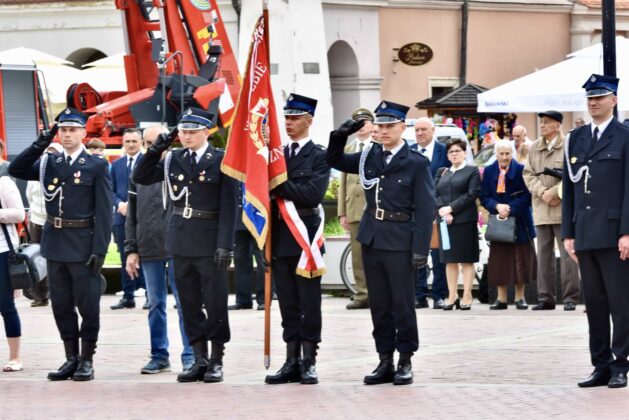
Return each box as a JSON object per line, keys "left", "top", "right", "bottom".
{"left": 480, "top": 160, "right": 536, "bottom": 245}
{"left": 133, "top": 145, "right": 237, "bottom": 258}
{"left": 272, "top": 140, "right": 330, "bottom": 258}
{"left": 410, "top": 141, "right": 451, "bottom": 178}
{"left": 110, "top": 153, "right": 143, "bottom": 226}
{"left": 562, "top": 119, "right": 629, "bottom": 251}
{"left": 8, "top": 146, "right": 113, "bottom": 262}
{"left": 327, "top": 136, "right": 435, "bottom": 255}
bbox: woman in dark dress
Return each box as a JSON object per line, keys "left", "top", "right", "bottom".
{"left": 480, "top": 139, "right": 537, "bottom": 310}
{"left": 435, "top": 139, "right": 481, "bottom": 310}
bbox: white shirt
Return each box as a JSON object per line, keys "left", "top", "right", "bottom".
{"left": 63, "top": 148, "right": 83, "bottom": 166}
{"left": 0, "top": 177, "right": 26, "bottom": 253}
{"left": 287, "top": 137, "right": 311, "bottom": 156}
{"left": 187, "top": 143, "right": 209, "bottom": 163}
{"left": 416, "top": 139, "right": 435, "bottom": 162}
{"left": 383, "top": 140, "right": 405, "bottom": 165}
{"left": 591, "top": 116, "right": 614, "bottom": 141}
{"left": 449, "top": 161, "right": 467, "bottom": 173}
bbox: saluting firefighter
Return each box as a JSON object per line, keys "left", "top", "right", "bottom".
{"left": 133, "top": 108, "right": 237, "bottom": 383}
{"left": 327, "top": 101, "right": 435, "bottom": 385}
{"left": 265, "top": 94, "right": 330, "bottom": 385}
{"left": 9, "top": 108, "right": 113, "bottom": 382}
{"left": 563, "top": 74, "right": 629, "bottom": 389}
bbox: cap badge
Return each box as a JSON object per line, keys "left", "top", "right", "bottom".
{"left": 186, "top": 108, "right": 193, "bottom": 115}
{"left": 381, "top": 102, "right": 387, "bottom": 109}
{"left": 590, "top": 75, "right": 596, "bottom": 82}
{"left": 65, "top": 109, "right": 71, "bottom": 114}
{"left": 288, "top": 95, "right": 293, "bottom": 101}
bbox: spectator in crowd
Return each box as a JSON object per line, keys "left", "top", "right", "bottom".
{"left": 574, "top": 117, "right": 585, "bottom": 128}
{"left": 110, "top": 128, "right": 147, "bottom": 310}
{"left": 337, "top": 107, "right": 374, "bottom": 310}
{"left": 86, "top": 138, "right": 106, "bottom": 157}
{"left": 523, "top": 111, "right": 580, "bottom": 311}
{"left": 512, "top": 125, "right": 533, "bottom": 164}
{"left": 0, "top": 140, "right": 9, "bottom": 177}
{"left": 410, "top": 117, "right": 450, "bottom": 309}
{"left": 480, "top": 139, "right": 536, "bottom": 310}
{"left": 229, "top": 183, "right": 266, "bottom": 311}
{"left": 25, "top": 143, "right": 64, "bottom": 307}
{"left": 434, "top": 139, "right": 481, "bottom": 310}
{"left": 0, "top": 176, "right": 25, "bottom": 372}
{"left": 371, "top": 124, "right": 380, "bottom": 143}
{"left": 125, "top": 125, "right": 194, "bottom": 374}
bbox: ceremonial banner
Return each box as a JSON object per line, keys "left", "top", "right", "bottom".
{"left": 221, "top": 15, "right": 286, "bottom": 249}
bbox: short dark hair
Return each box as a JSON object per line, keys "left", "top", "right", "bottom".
{"left": 86, "top": 138, "right": 106, "bottom": 150}
{"left": 122, "top": 128, "right": 142, "bottom": 137}
{"left": 446, "top": 137, "right": 466, "bottom": 152}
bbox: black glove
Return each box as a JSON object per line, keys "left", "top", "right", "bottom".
{"left": 151, "top": 127, "right": 179, "bottom": 153}
{"left": 333, "top": 118, "right": 365, "bottom": 137}
{"left": 411, "top": 254, "right": 428, "bottom": 270}
{"left": 34, "top": 124, "right": 58, "bottom": 149}
{"left": 214, "top": 248, "right": 233, "bottom": 271}
{"left": 86, "top": 254, "right": 105, "bottom": 277}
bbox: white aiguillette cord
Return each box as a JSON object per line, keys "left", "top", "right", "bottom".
{"left": 39, "top": 153, "right": 64, "bottom": 216}
{"left": 564, "top": 131, "right": 590, "bottom": 193}
{"left": 359, "top": 142, "right": 382, "bottom": 212}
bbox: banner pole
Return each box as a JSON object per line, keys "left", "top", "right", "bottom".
{"left": 263, "top": 0, "right": 272, "bottom": 370}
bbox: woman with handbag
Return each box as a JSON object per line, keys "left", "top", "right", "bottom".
{"left": 0, "top": 175, "right": 26, "bottom": 371}
{"left": 435, "top": 138, "right": 481, "bottom": 310}
{"left": 480, "top": 139, "right": 536, "bottom": 310}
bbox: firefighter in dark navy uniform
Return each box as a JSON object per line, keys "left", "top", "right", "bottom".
{"left": 264, "top": 94, "right": 330, "bottom": 386}
{"left": 327, "top": 101, "right": 435, "bottom": 385}
{"left": 9, "top": 108, "right": 113, "bottom": 382}
{"left": 563, "top": 74, "right": 629, "bottom": 389}
{"left": 133, "top": 108, "right": 237, "bottom": 383}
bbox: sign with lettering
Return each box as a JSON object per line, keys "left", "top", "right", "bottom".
{"left": 398, "top": 43, "right": 433, "bottom": 66}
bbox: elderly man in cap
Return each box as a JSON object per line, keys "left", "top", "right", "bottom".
{"left": 134, "top": 108, "right": 237, "bottom": 383}
{"left": 563, "top": 74, "right": 629, "bottom": 389}
{"left": 264, "top": 93, "right": 330, "bottom": 385}
{"left": 327, "top": 100, "right": 435, "bottom": 385}
{"left": 523, "top": 111, "right": 580, "bottom": 311}
{"left": 338, "top": 107, "right": 374, "bottom": 310}
{"left": 9, "top": 107, "right": 113, "bottom": 381}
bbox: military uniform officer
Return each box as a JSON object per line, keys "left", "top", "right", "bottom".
{"left": 563, "top": 74, "right": 629, "bottom": 389}
{"left": 8, "top": 108, "right": 113, "bottom": 382}
{"left": 264, "top": 94, "right": 330, "bottom": 385}
{"left": 133, "top": 108, "right": 237, "bottom": 383}
{"left": 327, "top": 101, "right": 435, "bottom": 385}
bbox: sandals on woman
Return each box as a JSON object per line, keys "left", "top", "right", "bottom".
{"left": 3, "top": 360, "right": 23, "bottom": 372}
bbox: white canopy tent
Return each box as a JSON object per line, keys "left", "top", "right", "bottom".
{"left": 79, "top": 53, "right": 127, "bottom": 92}
{"left": 477, "top": 37, "right": 629, "bottom": 113}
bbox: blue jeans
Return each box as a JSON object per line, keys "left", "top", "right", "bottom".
{"left": 142, "top": 259, "right": 193, "bottom": 366}
{"left": 113, "top": 224, "right": 146, "bottom": 300}
{"left": 233, "top": 230, "right": 265, "bottom": 306}
{"left": 415, "top": 249, "right": 448, "bottom": 301}
{"left": 0, "top": 252, "right": 20, "bottom": 338}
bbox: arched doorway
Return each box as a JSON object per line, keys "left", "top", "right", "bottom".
{"left": 66, "top": 48, "right": 107, "bottom": 69}
{"left": 327, "top": 40, "right": 360, "bottom": 128}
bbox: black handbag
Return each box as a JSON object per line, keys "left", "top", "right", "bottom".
{"left": 485, "top": 214, "right": 517, "bottom": 243}
{"left": 1, "top": 221, "right": 46, "bottom": 291}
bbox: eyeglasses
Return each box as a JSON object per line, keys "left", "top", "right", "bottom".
{"left": 447, "top": 149, "right": 463, "bottom": 155}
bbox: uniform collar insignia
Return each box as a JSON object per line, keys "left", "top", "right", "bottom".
{"left": 55, "top": 157, "right": 62, "bottom": 163}
{"left": 78, "top": 157, "right": 86, "bottom": 164}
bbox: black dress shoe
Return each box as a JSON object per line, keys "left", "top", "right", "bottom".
{"left": 72, "top": 359, "right": 94, "bottom": 381}
{"left": 203, "top": 360, "right": 224, "bottom": 383}
{"left": 265, "top": 358, "right": 301, "bottom": 384}
{"left": 515, "top": 299, "right": 528, "bottom": 310}
{"left": 110, "top": 298, "right": 135, "bottom": 310}
{"left": 531, "top": 301, "right": 555, "bottom": 310}
{"left": 415, "top": 299, "right": 429, "bottom": 309}
{"left": 489, "top": 300, "right": 507, "bottom": 310}
{"left": 433, "top": 299, "right": 446, "bottom": 309}
{"left": 577, "top": 370, "right": 610, "bottom": 388}
{"left": 47, "top": 358, "right": 78, "bottom": 381}
{"left": 364, "top": 354, "right": 395, "bottom": 385}
{"left": 178, "top": 341, "right": 209, "bottom": 382}
{"left": 300, "top": 342, "right": 318, "bottom": 384}
{"left": 564, "top": 302, "right": 577, "bottom": 311}
{"left": 228, "top": 303, "right": 253, "bottom": 310}
{"left": 443, "top": 298, "right": 460, "bottom": 311}
{"left": 393, "top": 356, "right": 413, "bottom": 385}
{"left": 608, "top": 372, "right": 628, "bottom": 388}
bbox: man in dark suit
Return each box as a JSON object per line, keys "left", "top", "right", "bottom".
{"left": 327, "top": 101, "right": 435, "bottom": 385}
{"left": 134, "top": 108, "right": 237, "bottom": 383}
{"left": 563, "top": 74, "right": 629, "bottom": 389}
{"left": 410, "top": 117, "right": 450, "bottom": 309}
{"left": 9, "top": 108, "right": 113, "bottom": 381}
{"left": 264, "top": 94, "right": 330, "bottom": 386}
{"left": 110, "top": 128, "right": 146, "bottom": 310}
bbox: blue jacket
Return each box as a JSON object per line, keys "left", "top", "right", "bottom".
{"left": 480, "top": 160, "right": 536, "bottom": 245}
{"left": 110, "top": 153, "right": 143, "bottom": 226}
{"left": 410, "top": 141, "right": 451, "bottom": 178}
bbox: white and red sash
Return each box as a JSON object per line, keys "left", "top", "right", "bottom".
{"left": 275, "top": 197, "right": 326, "bottom": 278}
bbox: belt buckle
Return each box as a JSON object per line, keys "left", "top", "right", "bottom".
{"left": 182, "top": 207, "right": 193, "bottom": 219}
{"left": 375, "top": 208, "right": 385, "bottom": 221}
{"left": 53, "top": 217, "right": 63, "bottom": 228}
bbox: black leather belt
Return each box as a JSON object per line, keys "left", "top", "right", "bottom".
{"left": 173, "top": 207, "right": 219, "bottom": 220}
{"left": 368, "top": 207, "right": 411, "bottom": 222}
{"left": 46, "top": 216, "right": 93, "bottom": 229}
{"left": 277, "top": 208, "right": 319, "bottom": 220}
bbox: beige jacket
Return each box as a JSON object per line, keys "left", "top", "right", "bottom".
{"left": 522, "top": 133, "right": 565, "bottom": 225}
{"left": 338, "top": 140, "right": 367, "bottom": 223}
